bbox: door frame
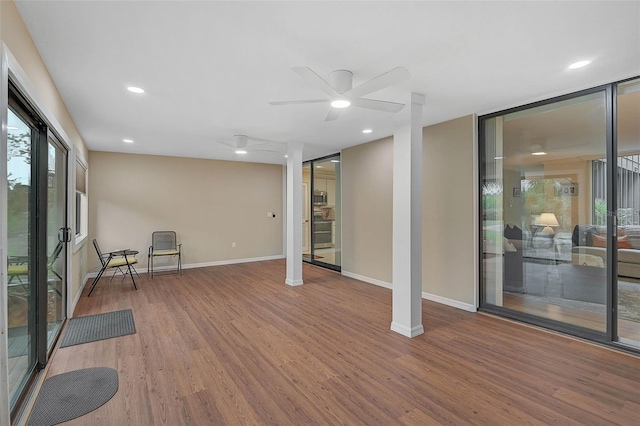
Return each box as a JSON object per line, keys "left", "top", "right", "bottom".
{"left": 477, "top": 77, "right": 640, "bottom": 355}
{"left": 1, "top": 43, "right": 76, "bottom": 422}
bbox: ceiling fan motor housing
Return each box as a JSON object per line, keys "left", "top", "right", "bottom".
{"left": 329, "top": 70, "right": 353, "bottom": 94}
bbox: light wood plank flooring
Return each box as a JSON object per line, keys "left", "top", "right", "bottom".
{"left": 42, "top": 260, "right": 639, "bottom": 425}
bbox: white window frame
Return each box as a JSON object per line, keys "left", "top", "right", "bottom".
{"left": 73, "top": 147, "right": 88, "bottom": 252}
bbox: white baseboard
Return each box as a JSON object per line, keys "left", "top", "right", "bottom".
{"left": 341, "top": 270, "right": 477, "bottom": 313}
{"left": 341, "top": 270, "right": 392, "bottom": 289}
{"left": 71, "top": 274, "right": 91, "bottom": 318}
{"left": 84, "top": 254, "right": 286, "bottom": 278}
{"left": 422, "top": 292, "right": 477, "bottom": 312}
{"left": 390, "top": 322, "right": 425, "bottom": 337}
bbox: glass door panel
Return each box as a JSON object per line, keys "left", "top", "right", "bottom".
{"left": 46, "top": 137, "right": 67, "bottom": 350}
{"left": 616, "top": 78, "right": 640, "bottom": 347}
{"left": 311, "top": 155, "right": 341, "bottom": 268}
{"left": 6, "top": 107, "right": 36, "bottom": 407}
{"left": 481, "top": 90, "right": 608, "bottom": 332}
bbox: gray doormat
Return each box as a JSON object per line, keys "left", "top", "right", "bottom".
{"left": 27, "top": 367, "right": 118, "bottom": 425}
{"left": 60, "top": 309, "right": 136, "bottom": 348}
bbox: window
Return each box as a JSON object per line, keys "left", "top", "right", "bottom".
{"left": 74, "top": 154, "right": 88, "bottom": 249}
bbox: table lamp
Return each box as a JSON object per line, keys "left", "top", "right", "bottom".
{"left": 535, "top": 212, "right": 559, "bottom": 236}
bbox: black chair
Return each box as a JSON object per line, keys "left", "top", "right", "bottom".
{"left": 88, "top": 239, "right": 138, "bottom": 296}
{"left": 148, "top": 231, "right": 182, "bottom": 278}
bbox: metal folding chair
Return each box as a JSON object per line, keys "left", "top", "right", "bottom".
{"left": 148, "top": 231, "right": 182, "bottom": 278}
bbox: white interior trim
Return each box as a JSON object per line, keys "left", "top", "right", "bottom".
{"left": 422, "top": 292, "right": 477, "bottom": 313}
{"left": 341, "top": 271, "right": 392, "bottom": 289}
{"left": 0, "top": 41, "right": 12, "bottom": 426}
{"left": 472, "top": 114, "right": 480, "bottom": 309}
{"left": 84, "top": 254, "right": 286, "bottom": 280}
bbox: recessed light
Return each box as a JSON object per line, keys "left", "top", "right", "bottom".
{"left": 494, "top": 156, "right": 505, "bottom": 160}
{"left": 362, "top": 129, "right": 372, "bottom": 134}
{"left": 122, "top": 139, "right": 134, "bottom": 143}
{"left": 127, "top": 86, "right": 145, "bottom": 94}
{"left": 331, "top": 160, "right": 340, "bottom": 163}
{"left": 284, "top": 155, "right": 288, "bottom": 158}
{"left": 568, "top": 60, "right": 590, "bottom": 70}
{"left": 330, "top": 99, "right": 350, "bottom": 109}
{"left": 235, "top": 150, "right": 247, "bottom": 154}
{"left": 7, "top": 126, "right": 19, "bottom": 130}
{"left": 532, "top": 151, "right": 547, "bottom": 156}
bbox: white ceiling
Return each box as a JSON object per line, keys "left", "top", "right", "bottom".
{"left": 14, "top": 1, "right": 640, "bottom": 165}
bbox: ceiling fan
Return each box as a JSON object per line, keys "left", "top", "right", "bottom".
{"left": 269, "top": 66, "right": 411, "bottom": 121}
{"left": 215, "top": 134, "right": 284, "bottom": 156}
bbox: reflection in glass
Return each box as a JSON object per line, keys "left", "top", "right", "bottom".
{"left": 312, "top": 156, "right": 341, "bottom": 267}
{"left": 482, "top": 91, "right": 608, "bottom": 332}
{"left": 616, "top": 78, "right": 640, "bottom": 347}
{"left": 303, "top": 155, "right": 341, "bottom": 269}
{"left": 6, "top": 108, "right": 35, "bottom": 406}
{"left": 302, "top": 163, "right": 311, "bottom": 256}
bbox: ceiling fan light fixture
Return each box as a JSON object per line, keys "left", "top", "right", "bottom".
{"left": 330, "top": 99, "right": 351, "bottom": 109}
{"left": 235, "top": 150, "right": 247, "bottom": 154}
{"left": 532, "top": 151, "right": 547, "bottom": 156}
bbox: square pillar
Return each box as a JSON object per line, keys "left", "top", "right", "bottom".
{"left": 391, "top": 93, "right": 425, "bottom": 337}
{"left": 285, "top": 143, "right": 304, "bottom": 286}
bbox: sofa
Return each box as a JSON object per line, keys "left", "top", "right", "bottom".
{"left": 571, "top": 225, "right": 640, "bottom": 280}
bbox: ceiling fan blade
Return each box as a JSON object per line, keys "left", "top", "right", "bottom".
{"left": 216, "top": 140, "right": 235, "bottom": 148}
{"left": 269, "top": 99, "right": 331, "bottom": 106}
{"left": 292, "top": 67, "right": 341, "bottom": 98}
{"left": 252, "top": 148, "right": 282, "bottom": 153}
{"left": 351, "top": 98, "right": 405, "bottom": 113}
{"left": 325, "top": 108, "right": 341, "bottom": 121}
{"left": 345, "top": 66, "right": 410, "bottom": 99}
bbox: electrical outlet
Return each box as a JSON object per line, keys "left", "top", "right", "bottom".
{"left": 232, "top": 242, "right": 236, "bottom": 248}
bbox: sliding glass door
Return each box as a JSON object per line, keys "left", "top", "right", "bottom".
{"left": 6, "top": 83, "right": 69, "bottom": 415}
{"left": 6, "top": 105, "right": 36, "bottom": 408}
{"left": 615, "top": 78, "right": 640, "bottom": 348}
{"left": 46, "top": 135, "right": 68, "bottom": 350}
{"left": 481, "top": 88, "right": 609, "bottom": 335}
{"left": 302, "top": 154, "right": 341, "bottom": 270}
{"left": 480, "top": 78, "right": 640, "bottom": 350}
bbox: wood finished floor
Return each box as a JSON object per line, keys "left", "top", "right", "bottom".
{"left": 45, "top": 260, "right": 639, "bottom": 425}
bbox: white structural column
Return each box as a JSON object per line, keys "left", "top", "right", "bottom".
{"left": 285, "top": 143, "right": 304, "bottom": 286}
{"left": 391, "top": 92, "right": 425, "bottom": 337}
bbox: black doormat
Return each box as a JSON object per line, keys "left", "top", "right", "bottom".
{"left": 60, "top": 309, "right": 136, "bottom": 348}
{"left": 27, "top": 367, "right": 118, "bottom": 425}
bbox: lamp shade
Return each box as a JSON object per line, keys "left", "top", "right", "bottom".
{"left": 535, "top": 212, "right": 559, "bottom": 227}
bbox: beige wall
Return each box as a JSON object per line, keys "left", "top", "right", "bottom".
{"left": 422, "top": 115, "right": 476, "bottom": 305}
{"left": 2, "top": 0, "right": 89, "bottom": 305}
{"left": 88, "top": 152, "right": 284, "bottom": 271}
{"left": 342, "top": 116, "right": 477, "bottom": 307}
{"left": 342, "top": 137, "right": 394, "bottom": 283}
